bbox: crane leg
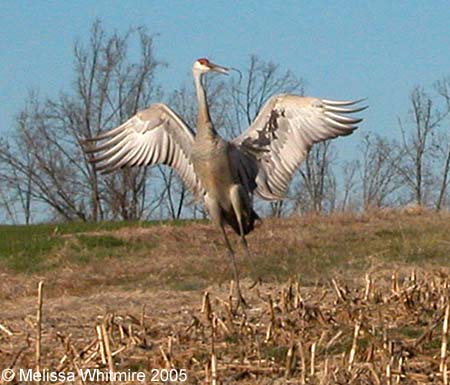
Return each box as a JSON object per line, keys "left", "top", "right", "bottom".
{"left": 218, "top": 223, "right": 248, "bottom": 309}
{"left": 205, "top": 193, "right": 248, "bottom": 310}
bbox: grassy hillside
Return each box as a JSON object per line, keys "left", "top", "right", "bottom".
{"left": 1, "top": 207, "right": 449, "bottom": 300}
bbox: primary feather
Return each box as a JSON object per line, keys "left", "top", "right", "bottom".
{"left": 232, "top": 95, "right": 366, "bottom": 200}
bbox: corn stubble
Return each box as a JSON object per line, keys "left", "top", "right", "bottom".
{"left": 1, "top": 271, "right": 450, "bottom": 384}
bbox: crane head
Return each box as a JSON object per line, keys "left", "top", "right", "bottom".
{"left": 193, "top": 58, "right": 229, "bottom": 75}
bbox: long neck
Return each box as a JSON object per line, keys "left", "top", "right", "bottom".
{"left": 194, "top": 72, "right": 216, "bottom": 138}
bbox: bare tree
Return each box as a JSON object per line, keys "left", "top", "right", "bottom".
{"left": 0, "top": 177, "right": 19, "bottom": 224}
{"left": 397, "top": 87, "right": 448, "bottom": 206}
{"left": 293, "top": 142, "right": 337, "bottom": 214}
{"left": 340, "top": 159, "right": 359, "bottom": 212}
{"left": 0, "top": 20, "right": 163, "bottom": 222}
{"left": 64, "top": 21, "right": 163, "bottom": 220}
{"left": 0, "top": 94, "right": 89, "bottom": 221}
{"left": 359, "top": 134, "right": 404, "bottom": 209}
{"left": 0, "top": 132, "right": 34, "bottom": 224}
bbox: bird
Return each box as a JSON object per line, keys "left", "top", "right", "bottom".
{"left": 84, "top": 57, "right": 366, "bottom": 308}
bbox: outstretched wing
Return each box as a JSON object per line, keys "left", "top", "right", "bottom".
{"left": 84, "top": 103, "right": 204, "bottom": 198}
{"left": 232, "top": 95, "right": 366, "bottom": 200}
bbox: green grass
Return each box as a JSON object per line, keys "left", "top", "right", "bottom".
{"left": 0, "top": 221, "right": 134, "bottom": 263}
{"left": 166, "top": 277, "right": 208, "bottom": 291}
{"left": 262, "top": 345, "right": 289, "bottom": 364}
{"left": 0, "top": 219, "right": 198, "bottom": 272}
{"left": 68, "top": 235, "right": 128, "bottom": 265}
{"left": 395, "top": 325, "right": 423, "bottom": 339}
{"left": 0, "top": 225, "right": 64, "bottom": 272}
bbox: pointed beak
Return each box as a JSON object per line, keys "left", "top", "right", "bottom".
{"left": 209, "top": 62, "right": 229, "bottom": 75}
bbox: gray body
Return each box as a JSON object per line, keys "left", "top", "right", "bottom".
{"left": 191, "top": 134, "right": 232, "bottom": 206}
{"left": 192, "top": 134, "right": 256, "bottom": 237}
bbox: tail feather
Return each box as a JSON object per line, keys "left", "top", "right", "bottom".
{"left": 223, "top": 207, "right": 259, "bottom": 236}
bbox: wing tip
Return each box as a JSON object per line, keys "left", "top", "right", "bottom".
{"left": 323, "top": 100, "right": 368, "bottom": 115}
{"left": 322, "top": 98, "right": 368, "bottom": 107}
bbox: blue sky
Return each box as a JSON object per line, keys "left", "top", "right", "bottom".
{"left": 1, "top": 0, "right": 449, "bottom": 152}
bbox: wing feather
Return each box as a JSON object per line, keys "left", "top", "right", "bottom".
{"left": 232, "top": 94, "right": 367, "bottom": 200}
{"left": 84, "top": 103, "right": 204, "bottom": 197}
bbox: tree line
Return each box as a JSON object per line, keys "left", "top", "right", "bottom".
{"left": 1, "top": 21, "right": 449, "bottom": 224}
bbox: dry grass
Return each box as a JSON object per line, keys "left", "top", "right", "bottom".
{"left": 1, "top": 209, "right": 450, "bottom": 384}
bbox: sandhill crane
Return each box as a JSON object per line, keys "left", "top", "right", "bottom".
{"left": 84, "top": 58, "right": 366, "bottom": 307}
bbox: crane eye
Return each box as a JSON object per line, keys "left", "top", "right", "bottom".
{"left": 198, "top": 58, "right": 209, "bottom": 66}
